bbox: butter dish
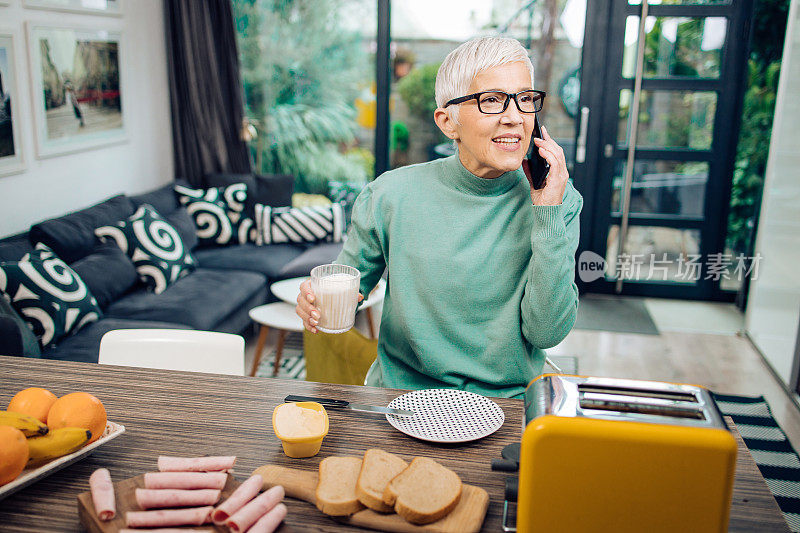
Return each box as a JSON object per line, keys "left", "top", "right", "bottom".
{"left": 272, "top": 401, "right": 329, "bottom": 458}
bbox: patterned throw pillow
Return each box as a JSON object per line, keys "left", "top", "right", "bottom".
{"left": 327, "top": 180, "right": 366, "bottom": 222}
{"left": 0, "top": 244, "right": 102, "bottom": 349}
{"left": 95, "top": 205, "right": 197, "bottom": 294}
{"left": 253, "top": 203, "right": 346, "bottom": 245}
{"left": 174, "top": 183, "right": 255, "bottom": 246}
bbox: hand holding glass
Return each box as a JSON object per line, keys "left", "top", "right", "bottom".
{"left": 309, "top": 264, "right": 361, "bottom": 334}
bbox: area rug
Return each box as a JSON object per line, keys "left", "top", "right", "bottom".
{"left": 712, "top": 392, "right": 800, "bottom": 532}
{"left": 573, "top": 295, "right": 659, "bottom": 335}
{"left": 254, "top": 332, "right": 305, "bottom": 380}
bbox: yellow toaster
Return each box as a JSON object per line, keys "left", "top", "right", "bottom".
{"left": 515, "top": 374, "right": 737, "bottom": 533}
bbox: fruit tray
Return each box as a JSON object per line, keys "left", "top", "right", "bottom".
{"left": 0, "top": 421, "right": 125, "bottom": 501}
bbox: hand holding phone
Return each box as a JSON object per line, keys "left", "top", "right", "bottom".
{"left": 526, "top": 115, "right": 550, "bottom": 190}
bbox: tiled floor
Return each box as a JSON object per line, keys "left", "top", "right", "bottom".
{"left": 245, "top": 298, "right": 800, "bottom": 452}
{"left": 644, "top": 297, "right": 745, "bottom": 335}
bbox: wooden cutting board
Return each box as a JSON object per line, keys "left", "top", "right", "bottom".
{"left": 77, "top": 473, "right": 240, "bottom": 533}
{"left": 253, "top": 464, "right": 489, "bottom": 533}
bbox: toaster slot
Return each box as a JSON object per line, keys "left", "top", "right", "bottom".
{"left": 579, "top": 392, "right": 706, "bottom": 420}
{"left": 578, "top": 384, "right": 699, "bottom": 403}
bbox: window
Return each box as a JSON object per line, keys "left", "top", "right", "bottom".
{"left": 233, "top": 0, "right": 376, "bottom": 193}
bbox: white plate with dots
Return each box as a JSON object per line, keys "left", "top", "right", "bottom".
{"left": 385, "top": 389, "right": 505, "bottom": 443}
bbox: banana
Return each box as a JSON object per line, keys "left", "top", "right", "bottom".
{"left": 0, "top": 410, "right": 49, "bottom": 437}
{"left": 26, "top": 427, "right": 91, "bottom": 466}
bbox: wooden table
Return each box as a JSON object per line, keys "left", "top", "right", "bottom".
{"left": 0, "top": 356, "right": 789, "bottom": 532}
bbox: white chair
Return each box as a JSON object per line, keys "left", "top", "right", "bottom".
{"left": 99, "top": 329, "right": 245, "bottom": 376}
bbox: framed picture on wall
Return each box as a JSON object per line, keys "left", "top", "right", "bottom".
{"left": 0, "top": 31, "right": 25, "bottom": 176}
{"left": 27, "top": 24, "right": 126, "bottom": 159}
{"left": 23, "top": 0, "right": 122, "bottom": 16}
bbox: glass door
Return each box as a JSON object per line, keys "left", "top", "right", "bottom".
{"left": 573, "top": 0, "right": 754, "bottom": 300}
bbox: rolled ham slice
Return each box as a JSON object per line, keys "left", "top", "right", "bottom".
{"left": 125, "top": 506, "right": 213, "bottom": 528}
{"left": 89, "top": 468, "right": 116, "bottom": 521}
{"left": 119, "top": 530, "right": 212, "bottom": 532}
{"left": 226, "top": 485, "right": 285, "bottom": 533}
{"left": 143, "top": 472, "right": 227, "bottom": 490}
{"left": 211, "top": 474, "right": 263, "bottom": 524}
{"left": 157, "top": 455, "right": 236, "bottom": 473}
{"left": 247, "top": 502, "right": 288, "bottom": 533}
{"left": 135, "top": 488, "right": 221, "bottom": 509}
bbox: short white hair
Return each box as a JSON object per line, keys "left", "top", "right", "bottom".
{"left": 435, "top": 37, "right": 534, "bottom": 123}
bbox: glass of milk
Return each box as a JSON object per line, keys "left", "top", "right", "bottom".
{"left": 310, "top": 264, "right": 361, "bottom": 333}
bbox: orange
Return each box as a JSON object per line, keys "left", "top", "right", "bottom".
{"left": 47, "top": 392, "right": 107, "bottom": 444}
{"left": 0, "top": 426, "right": 29, "bottom": 486}
{"left": 7, "top": 387, "right": 58, "bottom": 423}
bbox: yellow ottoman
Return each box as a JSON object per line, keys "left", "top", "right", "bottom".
{"left": 303, "top": 328, "right": 377, "bottom": 385}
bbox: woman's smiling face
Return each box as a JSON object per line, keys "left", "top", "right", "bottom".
{"left": 440, "top": 61, "right": 536, "bottom": 179}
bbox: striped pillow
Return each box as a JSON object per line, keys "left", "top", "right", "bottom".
{"left": 253, "top": 203, "right": 345, "bottom": 245}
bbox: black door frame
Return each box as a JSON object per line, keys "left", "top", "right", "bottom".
{"left": 573, "top": 0, "right": 754, "bottom": 301}
{"left": 375, "top": 0, "right": 391, "bottom": 177}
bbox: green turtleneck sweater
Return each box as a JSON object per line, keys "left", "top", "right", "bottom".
{"left": 336, "top": 154, "right": 582, "bottom": 398}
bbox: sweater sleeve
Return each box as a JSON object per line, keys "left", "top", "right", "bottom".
{"left": 335, "top": 185, "right": 387, "bottom": 298}
{"left": 520, "top": 181, "right": 583, "bottom": 349}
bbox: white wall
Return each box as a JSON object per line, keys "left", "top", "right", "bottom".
{"left": 746, "top": 0, "right": 800, "bottom": 386}
{"left": 0, "top": 0, "right": 172, "bottom": 236}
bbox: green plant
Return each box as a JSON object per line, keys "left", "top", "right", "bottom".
{"left": 345, "top": 146, "right": 375, "bottom": 178}
{"left": 726, "top": 59, "right": 781, "bottom": 252}
{"left": 233, "top": 0, "right": 371, "bottom": 193}
{"left": 725, "top": 0, "right": 790, "bottom": 254}
{"left": 396, "top": 63, "right": 440, "bottom": 124}
{"left": 390, "top": 121, "right": 409, "bottom": 152}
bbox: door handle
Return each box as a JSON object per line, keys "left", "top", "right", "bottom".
{"left": 576, "top": 106, "right": 590, "bottom": 163}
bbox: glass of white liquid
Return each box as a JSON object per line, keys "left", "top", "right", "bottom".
{"left": 310, "top": 264, "right": 361, "bottom": 334}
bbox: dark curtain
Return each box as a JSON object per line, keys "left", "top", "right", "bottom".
{"left": 164, "top": 0, "right": 251, "bottom": 186}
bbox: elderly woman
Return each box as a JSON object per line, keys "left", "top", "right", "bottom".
{"left": 296, "top": 36, "right": 582, "bottom": 398}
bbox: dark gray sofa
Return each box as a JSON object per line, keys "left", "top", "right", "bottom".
{"left": 0, "top": 174, "right": 343, "bottom": 364}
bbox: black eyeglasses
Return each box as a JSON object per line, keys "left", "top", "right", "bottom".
{"left": 444, "top": 89, "right": 546, "bottom": 114}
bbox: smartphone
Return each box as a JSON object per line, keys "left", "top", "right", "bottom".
{"left": 526, "top": 115, "right": 550, "bottom": 190}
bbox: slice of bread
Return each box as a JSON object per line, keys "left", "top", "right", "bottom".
{"left": 315, "top": 456, "right": 365, "bottom": 516}
{"left": 356, "top": 449, "right": 409, "bottom": 512}
{"left": 382, "top": 456, "right": 462, "bottom": 524}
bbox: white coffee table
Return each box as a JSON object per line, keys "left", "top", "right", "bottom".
{"left": 248, "top": 277, "right": 386, "bottom": 377}
{"left": 270, "top": 277, "right": 386, "bottom": 338}
{"left": 248, "top": 303, "right": 303, "bottom": 377}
